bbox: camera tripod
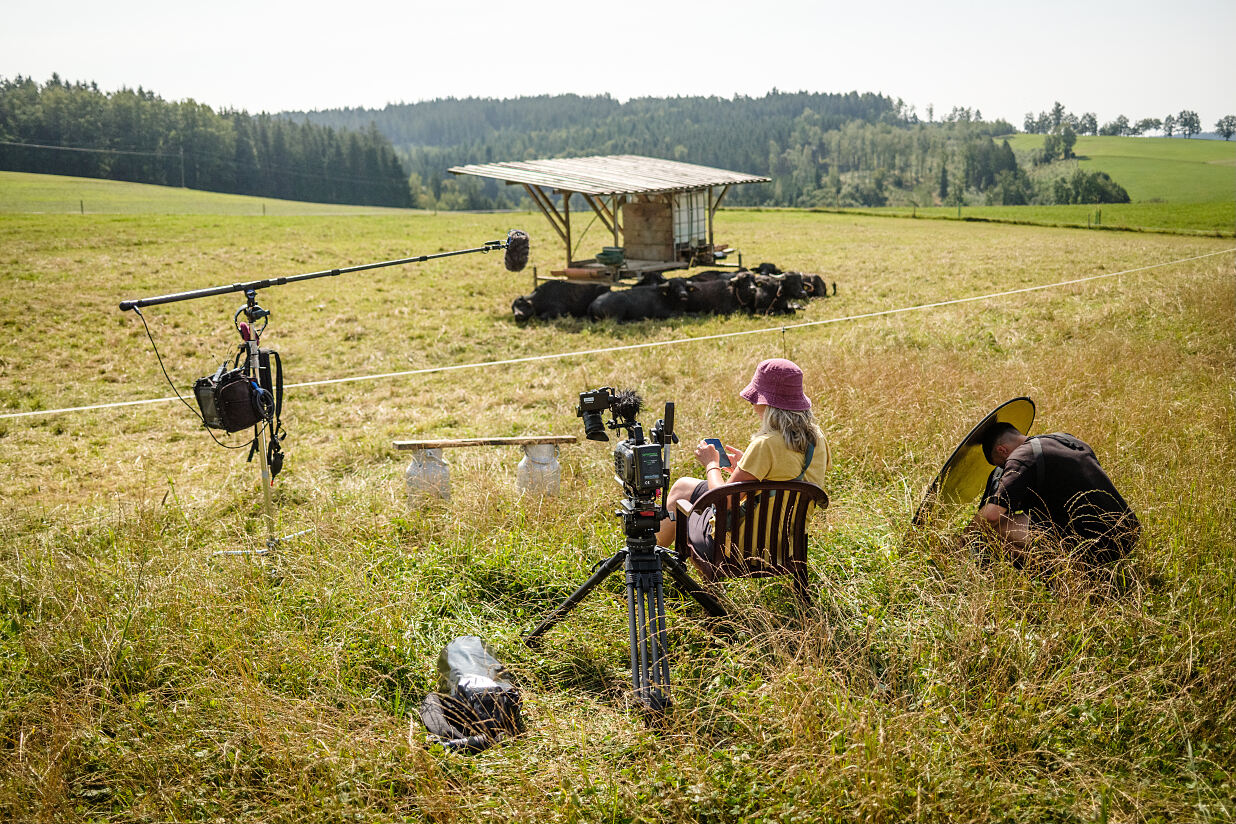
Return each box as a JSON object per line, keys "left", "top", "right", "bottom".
{"left": 524, "top": 502, "right": 727, "bottom": 711}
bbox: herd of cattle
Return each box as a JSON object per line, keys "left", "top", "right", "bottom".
{"left": 511, "top": 268, "right": 837, "bottom": 323}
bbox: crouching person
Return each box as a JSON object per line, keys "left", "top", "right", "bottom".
{"left": 969, "top": 423, "right": 1140, "bottom": 570}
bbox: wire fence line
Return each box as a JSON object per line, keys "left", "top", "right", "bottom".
{"left": 2, "top": 247, "right": 1232, "bottom": 422}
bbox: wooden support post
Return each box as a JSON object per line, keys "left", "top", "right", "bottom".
{"left": 612, "top": 195, "right": 623, "bottom": 247}
{"left": 564, "top": 192, "right": 572, "bottom": 267}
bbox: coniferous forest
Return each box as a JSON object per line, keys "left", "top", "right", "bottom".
{"left": 1, "top": 75, "right": 1141, "bottom": 211}
{"left": 291, "top": 93, "right": 1043, "bottom": 210}
{"left": 0, "top": 76, "right": 413, "bottom": 207}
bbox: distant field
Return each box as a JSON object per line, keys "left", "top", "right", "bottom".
{"left": 6, "top": 167, "right": 1232, "bottom": 239}
{"left": 0, "top": 171, "right": 423, "bottom": 216}
{"left": 860, "top": 201, "right": 1234, "bottom": 236}
{"left": 847, "top": 136, "right": 1235, "bottom": 236}
{"left": 1006, "top": 134, "right": 1236, "bottom": 203}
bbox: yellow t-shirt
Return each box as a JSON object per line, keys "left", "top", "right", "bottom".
{"left": 736, "top": 432, "right": 829, "bottom": 488}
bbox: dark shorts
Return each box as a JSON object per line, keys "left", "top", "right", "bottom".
{"left": 685, "top": 480, "right": 716, "bottom": 561}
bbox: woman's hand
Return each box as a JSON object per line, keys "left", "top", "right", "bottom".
{"left": 694, "top": 440, "right": 723, "bottom": 468}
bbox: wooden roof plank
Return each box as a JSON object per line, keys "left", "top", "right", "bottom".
{"left": 448, "top": 154, "right": 769, "bottom": 196}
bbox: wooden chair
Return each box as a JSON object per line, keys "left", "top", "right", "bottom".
{"left": 674, "top": 480, "right": 829, "bottom": 599}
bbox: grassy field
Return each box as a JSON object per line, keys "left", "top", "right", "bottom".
{"left": 860, "top": 135, "right": 1235, "bottom": 236}
{"left": 1, "top": 187, "right": 1234, "bottom": 821}
{"left": 0, "top": 171, "right": 422, "bottom": 216}
{"left": 1005, "top": 135, "right": 1236, "bottom": 204}
{"left": 851, "top": 201, "right": 1235, "bottom": 237}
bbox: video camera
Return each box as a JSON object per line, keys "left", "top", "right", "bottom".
{"left": 577, "top": 387, "right": 676, "bottom": 501}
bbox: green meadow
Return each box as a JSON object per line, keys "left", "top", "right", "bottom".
{"left": 1, "top": 174, "right": 1234, "bottom": 822}
{"left": 1006, "top": 134, "right": 1236, "bottom": 203}
{"left": 0, "top": 171, "right": 420, "bottom": 216}
{"left": 867, "top": 135, "right": 1235, "bottom": 236}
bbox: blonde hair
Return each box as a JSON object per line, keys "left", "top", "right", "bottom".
{"left": 758, "top": 406, "right": 823, "bottom": 455}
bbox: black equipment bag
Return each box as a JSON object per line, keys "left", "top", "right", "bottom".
{"left": 418, "top": 636, "right": 525, "bottom": 753}
{"left": 194, "top": 365, "right": 266, "bottom": 432}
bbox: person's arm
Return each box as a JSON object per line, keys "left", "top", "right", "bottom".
{"left": 978, "top": 502, "right": 1031, "bottom": 547}
{"left": 695, "top": 441, "right": 757, "bottom": 490}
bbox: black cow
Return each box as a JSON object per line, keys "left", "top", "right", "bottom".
{"left": 587, "top": 280, "right": 689, "bottom": 322}
{"left": 683, "top": 269, "right": 741, "bottom": 283}
{"left": 800, "top": 273, "right": 830, "bottom": 299}
{"left": 512, "top": 280, "right": 611, "bottom": 322}
{"left": 681, "top": 272, "right": 757, "bottom": 315}
{"left": 632, "top": 271, "right": 667, "bottom": 286}
{"left": 751, "top": 272, "right": 806, "bottom": 315}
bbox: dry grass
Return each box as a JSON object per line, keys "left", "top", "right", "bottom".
{"left": 1, "top": 207, "right": 1233, "bottom": 822}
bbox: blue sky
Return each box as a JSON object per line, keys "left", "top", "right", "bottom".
{"left": 3, "top": 0, "right": 1233, "bottom": 128}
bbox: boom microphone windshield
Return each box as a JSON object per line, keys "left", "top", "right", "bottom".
{"left": 504, "top": 230, "right": 530, "bottom": 272}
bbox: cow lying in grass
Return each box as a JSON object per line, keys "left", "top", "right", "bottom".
{"left": 511, "top": 269, "right": 834, "bottom": 323}
{"left": 587, "top": 280, "right": 690, "bottom": 322}
{"left": 511, "top": 281, "right": 611, "bottom": 322}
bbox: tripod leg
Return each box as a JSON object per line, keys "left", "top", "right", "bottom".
{"left": 627, "top": 553, "right": 671, "bottom": 712}
{"left": 524, "top": 549, "right": 626, "bottom": 648}
{"left": 660, "top": 549, "right": 729, "bottom": 618}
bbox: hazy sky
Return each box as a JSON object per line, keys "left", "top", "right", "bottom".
{"left": 4, "top": 0, "right": 1233, "bottom": 129}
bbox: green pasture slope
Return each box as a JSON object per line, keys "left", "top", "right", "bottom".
{"left": 877, "top": 135, "right": 1235, "bottom": 236}
{"left": 0, "top": 170, "right": 421, "bottom": 216}
{"left": 1007, "top": 134, "right": 1236, "bottom": 203}
{"left": 1, "top": 176, "right": 1234, "bottom": 822}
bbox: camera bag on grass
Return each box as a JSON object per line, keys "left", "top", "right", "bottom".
{"left": 418, "top": 636, "right": 525, "bottom": 753}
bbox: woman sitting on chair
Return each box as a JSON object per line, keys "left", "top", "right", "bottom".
{"left": 655, "top": 358, "right": 830, "bottom": 554}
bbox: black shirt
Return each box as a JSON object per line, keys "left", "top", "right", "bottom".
{"left": 985, "top": 433, "right": 1139, "bottom": 555}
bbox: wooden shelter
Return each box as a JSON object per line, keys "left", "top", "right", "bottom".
{"left": 448, "top": 155, "right": 770, "bottom": 279}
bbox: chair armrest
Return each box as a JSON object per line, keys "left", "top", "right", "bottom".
{"left": 673, "top": 498, "right": 695, "bottom": 560}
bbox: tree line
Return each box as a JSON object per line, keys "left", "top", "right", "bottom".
{"left": 2, "top": 77, "right": 1158, "bottom": 211}
{"left": 1024, "top": 100, "right": 1235, "bottom": 139}
{"left": 295, "top": 96, "right": 1130, "bottom": 210}
{"left": 0, "top": 75, "right": 412, "bottom": 207}
{"left": 290, "top": 91, "right": 918, "bottom": 209}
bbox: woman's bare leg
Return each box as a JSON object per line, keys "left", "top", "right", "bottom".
{"left": 655, "top": 476, "right": 703, "bottom": 547}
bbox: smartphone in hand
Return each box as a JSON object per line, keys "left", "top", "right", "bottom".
{"left": 703, "top": 438, "right": 731, "bottom": 467}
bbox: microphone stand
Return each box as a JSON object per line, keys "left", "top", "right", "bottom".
{"left": 209, "top": 290, "right": 286, "bottom": 556}
{"left": 120, "top": 236, "right": 522, "bottom": 557}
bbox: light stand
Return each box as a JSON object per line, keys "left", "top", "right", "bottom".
{"left": 524, "top": 402, "right": 728, "bottom": 713}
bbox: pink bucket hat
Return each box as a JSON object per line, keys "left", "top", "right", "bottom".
{"left": 739, "top": 358, "right": 811, "bottom": 411}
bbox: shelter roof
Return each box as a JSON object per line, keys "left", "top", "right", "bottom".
{"left": 448, "top": 154, "right": 770, "bottom": 196}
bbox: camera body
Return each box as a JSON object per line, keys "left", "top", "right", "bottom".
{"left": 613, "top": 441, "right": 665, "bottom": 497}
{"left": 577, "top": 387, "right": 675, "bottom": 503}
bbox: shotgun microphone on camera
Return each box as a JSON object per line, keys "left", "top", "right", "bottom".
{"left": 611, "top": 389, "right": 643, "bottom": 422}
{"left": 504, "top": 230, "right": 530, "bottom": 272}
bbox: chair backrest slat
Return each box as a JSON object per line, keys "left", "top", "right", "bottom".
{"left": 675, "top": 480, "right": 828, "bottom": 598}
